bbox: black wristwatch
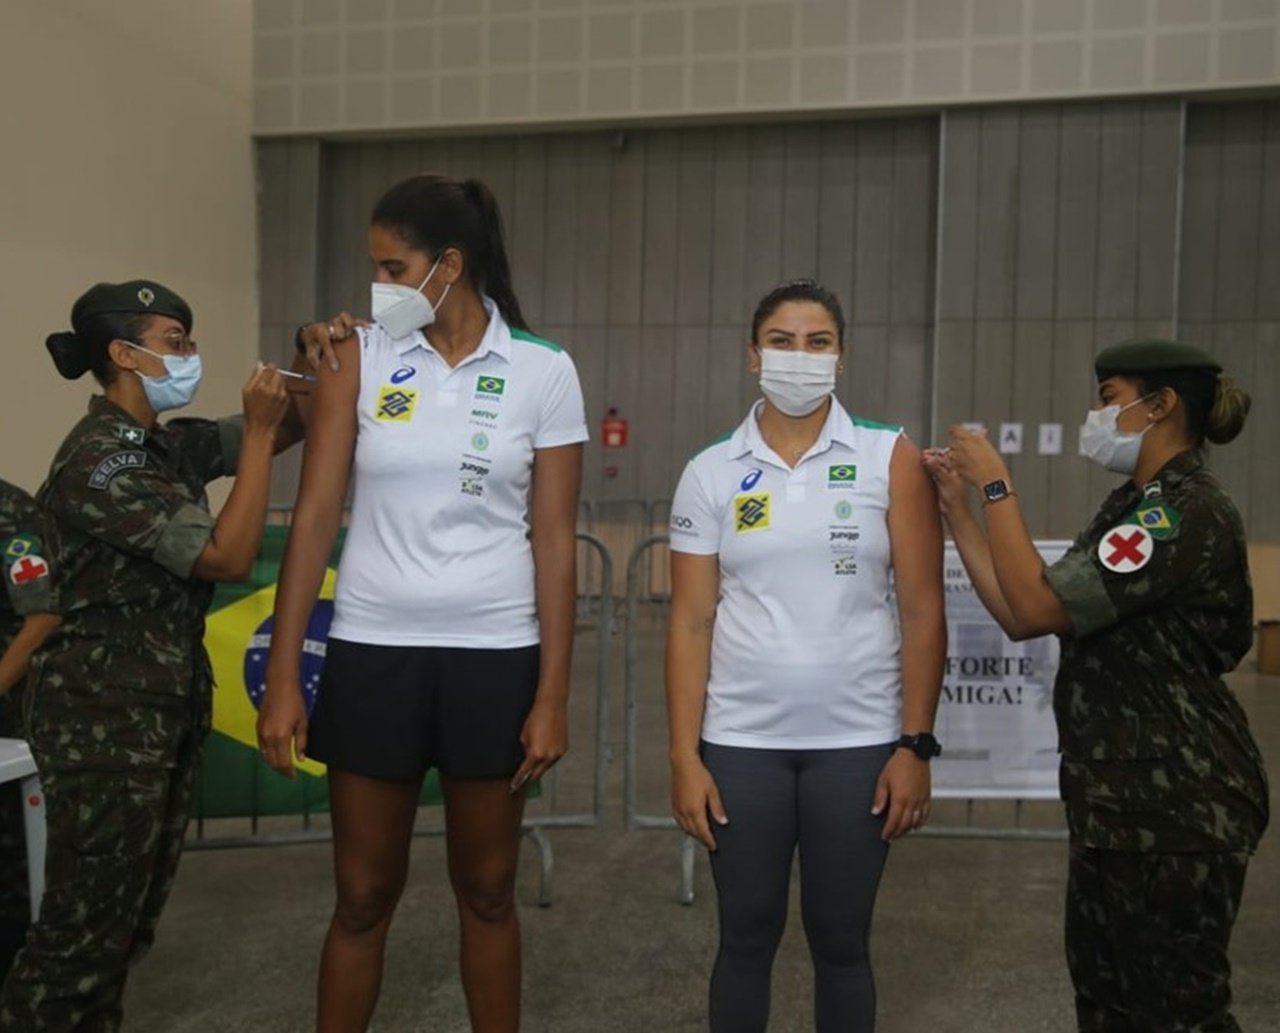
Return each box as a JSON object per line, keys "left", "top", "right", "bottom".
{"left": 896, "top": 732, "right": 942, "bottom": 761}
{"left": 982, "top": 478, "right": 1015, "bottom": 505}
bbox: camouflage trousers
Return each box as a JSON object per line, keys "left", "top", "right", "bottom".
{"left": 1066, "top": 842, "right": 1250, "bottom": 1033}
{"left": 0, "top": 724, "right": 205, "bottom": 1032}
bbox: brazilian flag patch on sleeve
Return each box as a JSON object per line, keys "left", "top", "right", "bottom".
{"left": 1131, "top": 501, "right": 1180, "bottom": 541}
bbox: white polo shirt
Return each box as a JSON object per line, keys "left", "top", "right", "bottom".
{"left": 330, "top": 300, "right": 588, "bottom": 648}
{"left": 669, "top": 399, "right": 904, "bottom": 750}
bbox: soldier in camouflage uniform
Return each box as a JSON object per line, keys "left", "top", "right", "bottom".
{"left": 925, "top": 339, "right": 1268, "bottom": 1032}
{"left": 0, "top": 478, "right": 61, "bottom": 977}
{"left": 0, "top": 280, "right": 299, "bottom": 1032}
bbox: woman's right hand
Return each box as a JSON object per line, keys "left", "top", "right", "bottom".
{"left": 921, "top": 448, "right": 973, "bottom": 524}
{"left": 257, "top": 680, "right": 309, "bottom": 779}
{"left": 671, "top": 757, "right": 729, "bottom": 851}
{"left": 242, "top": 364, "right": 290, "bottom": 434}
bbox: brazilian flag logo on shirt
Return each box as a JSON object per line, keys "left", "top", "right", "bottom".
{"left": 476, "top": 375, "right": 506, "bottom": 396}
{"left": 828, "top": 464, "right": 857, "bottom": 488}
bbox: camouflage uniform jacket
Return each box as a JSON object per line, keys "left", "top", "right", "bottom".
{"left": 32, "top": 396, "right": 242, "bottom": 770}
{"left": 1, "top": 478, "right": 57, "bottom": 738}
{"left": 1, "top": 479, "right": 57, "bottom": 646}
{"left": 1044, "top": 450, "right": 1269, "bottom": 853}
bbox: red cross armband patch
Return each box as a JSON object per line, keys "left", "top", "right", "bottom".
{"left": 8, "top": 553, "right": 49, "bottom": 587}
{"left": 1097, "top": 524, "right": 1154, "bottom": 574}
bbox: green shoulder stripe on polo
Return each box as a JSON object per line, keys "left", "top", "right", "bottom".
{"left": 510, "top": 328, "right": 563, "bottom": 353}
{"left": 851, "top": 415, "right": 902, "bottom": 433}
{"left": 691, "top": 431, "right": 733, "bottom": 459}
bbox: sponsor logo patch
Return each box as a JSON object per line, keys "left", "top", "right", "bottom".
{"left": 740, "top": 468, "right": 763, "bottom": 491}
{"left": 734, "top": 493, "right": 771, "bottom": 534}
{"left": 376, "top": 386, "right": 418, "bottom": 421}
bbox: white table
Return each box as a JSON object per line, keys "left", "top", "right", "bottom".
{"left": 0, "top": 738, "right": 44, "bottom": 920}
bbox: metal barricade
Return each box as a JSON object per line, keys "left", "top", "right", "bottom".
{"left": 578, "top": 498, "right": 650, "bottom": 615}
{"left": 188, "top": 531, "right": 617, "bottom": 909}
{"left": 623, "top": 537, "right": 1067, "bottom": 907}
{"left": 622, "top": 535, "right": 698, "bottom": 905}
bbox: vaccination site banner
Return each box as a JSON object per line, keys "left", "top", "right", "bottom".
{"left": 931, "top": 541, "right": 1071, "bottom": 800}
{"left": 196, "top": 526, "right": 446, "bottom": 820}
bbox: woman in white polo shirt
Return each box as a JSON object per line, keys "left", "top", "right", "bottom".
{"left": 666, "top": 280, "right": 946, "bottom": 1033}
{"left": 258, "top": 174, "right": 586, "bottom": 1032}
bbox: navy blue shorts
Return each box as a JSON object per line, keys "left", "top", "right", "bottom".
{"left": 308, "top": 640, "right": 540, "bottom": 781}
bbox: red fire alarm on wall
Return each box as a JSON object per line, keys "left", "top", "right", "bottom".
{"left": 602, "top": 407, "right": 628, "bottom": 448}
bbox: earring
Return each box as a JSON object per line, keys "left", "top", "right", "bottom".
{"left": 837, "top": 363, "right": 845, "bottom": 374}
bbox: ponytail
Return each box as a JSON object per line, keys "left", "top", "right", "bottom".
{"left": 372, "top": 173, "right": 529, "bottom": 332}
{"left": 462, "top": 178, "right": 528, "bottom": 332}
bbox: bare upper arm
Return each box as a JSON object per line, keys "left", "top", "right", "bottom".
{"left": 887, "top": 435, "right": 945, "bottom": 617}
{"left": 670, "top": 551, "right": 720, "bottom": 631}
{"left": 531, "top": 443, "right": 583, "bottom": 539}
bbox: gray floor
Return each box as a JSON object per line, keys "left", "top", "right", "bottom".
{"left": 123, "top": 609, "right": 1280, "bottom": 1032}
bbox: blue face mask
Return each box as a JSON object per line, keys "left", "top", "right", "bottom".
{"left": 124, "top": 342, "right": 203, "bottom": 413}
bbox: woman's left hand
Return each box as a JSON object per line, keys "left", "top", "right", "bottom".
{"left": 946, "top": 424, "right": 1009, "bottom": 488}
{"left": 872, "top": 750, "right": 932, "bottom": 841}
{"left": 510, "top": 695, "right": 569, "bottom": 794}
{"left": 298, "top": 311, "right": 367, "bottom": 373}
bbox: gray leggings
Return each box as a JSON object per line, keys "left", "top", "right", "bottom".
{"left": 701, "top": 741, "right": 895, "bottom": 1033}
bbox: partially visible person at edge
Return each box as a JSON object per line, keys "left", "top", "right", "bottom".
{"left": 258, "top": 173, "right": 586, "bottom": 1033}
{"left": 665, "top": 279, "right": 946, "bottom": 1033}
{"left": 0, "top": 478, "right": 61, "bottom": 977}
{"left": 922, "top": 339, "right": 1269, "bottom": 1033}
{"left": 0, "top": 280, "right": 311, "bottom": 1032}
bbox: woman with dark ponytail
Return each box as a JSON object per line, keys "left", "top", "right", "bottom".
{"left": 0, "top": 280, "right": 306, "bottom": 1030}
{"left": 924, "top": 340, "right": 1268, "bottom": 1031}
{"left": 260, "top": 174, "right": 587, "bottom": 1031}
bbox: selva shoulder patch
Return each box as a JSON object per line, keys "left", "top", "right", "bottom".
{"left": 89, "top": 450, "right": 147, "bottom": 490}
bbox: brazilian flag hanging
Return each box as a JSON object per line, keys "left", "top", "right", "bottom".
{"left": 196, "top": 525, "right": 443, "bottom": 819}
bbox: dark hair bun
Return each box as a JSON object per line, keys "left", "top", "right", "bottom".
{"left": 1206, "top": 375, "right": 1251, "bottom": 445}
{"left": 46, "top": 331, "right": 90, "bottom": 380}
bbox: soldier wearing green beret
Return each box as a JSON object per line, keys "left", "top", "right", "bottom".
{"left": 0, "top": 478, "right": 61, "bottom": 977}
{"left": 923, "top": 339, "right": 1268, "bottom": 1032}
{"left": 0, "top": 280, "right": 313, "bottom": 1031}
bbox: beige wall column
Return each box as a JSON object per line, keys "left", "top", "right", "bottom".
{"left": 0, "top": 0, "right": 257, "bottom": 498}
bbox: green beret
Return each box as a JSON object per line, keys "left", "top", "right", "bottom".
{"left": 1095, "top": 338, "right": 1221, "bottom": 381}
{"left": 70, "top": 280, "right": 192, "bottom": 333}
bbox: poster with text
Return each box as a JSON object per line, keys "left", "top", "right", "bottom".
{"left": 932, "top": 541, "right": 1070, "bottom": 799}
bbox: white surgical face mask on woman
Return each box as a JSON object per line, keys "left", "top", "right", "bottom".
{"left": 1079, "top": 395, "right": 1155, "bottom": 475}
{"left": 370, "top": 255, "right": 450, "bottom": 339}
{"left": 758, "top": 348, "right": 838, "bottom": 417}
{"left": 123, "top": 342, "right": 203, "bottom": 413}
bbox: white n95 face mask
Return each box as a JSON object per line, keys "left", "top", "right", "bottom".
{"left": 370, "top": 256, "right": 450, "bottom": 339}
{"left": 758, "top": 349, "right": 838, "bottom": 417}
{"left": 1079, "top": 396, "right": 1153, "bottom": 474}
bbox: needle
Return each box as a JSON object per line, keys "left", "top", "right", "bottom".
{"left": 276, "top": 368, "right": 317, "bottom": 383}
